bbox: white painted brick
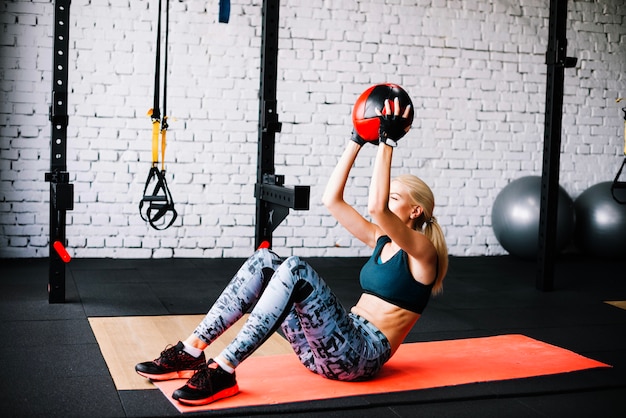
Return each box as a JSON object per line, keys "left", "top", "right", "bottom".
{"left": 1, "top": 0, "right": 625, "bottom": 259}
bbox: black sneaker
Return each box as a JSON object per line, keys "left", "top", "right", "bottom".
{"left": 172, "top": 360, "right": 239, "bottom": 406}
{"left": 135, "top": 341, "right": 206, "bottom": 381}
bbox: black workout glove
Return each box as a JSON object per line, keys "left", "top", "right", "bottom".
{"left": 378, "top": 113, "right": 400, "bottom": 147}
{"left": 350, "top": 129, "right": 378, "bottom": 146}
{"left": 378, "top": 97, "right": 412, "bottom": 147}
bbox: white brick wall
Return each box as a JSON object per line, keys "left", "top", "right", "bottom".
{"left": 1, "top": 0, "right": 625, "bottom": 258}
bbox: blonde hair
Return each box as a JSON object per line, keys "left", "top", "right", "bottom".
{"left": 393, "top": 174, "right": 448, "bottom": 294}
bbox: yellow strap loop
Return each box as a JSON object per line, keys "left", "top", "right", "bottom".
{"left": 151, "top": 119, "right": 160, "bottom": 166}
{"left": 618, "top": 98, "right": 625, "bottom": 155}
{"left": 622, "top": 117, "right": 625, "bottom": 155}
{"left": 161, "top": 125, "right": 167, "bottom": 171}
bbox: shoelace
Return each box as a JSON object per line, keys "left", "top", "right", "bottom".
{"left": 154, "top": 344, "right": 179, "bottom": 366}
{"left": 187, "top": 363, "right": 212, "bottom": 389}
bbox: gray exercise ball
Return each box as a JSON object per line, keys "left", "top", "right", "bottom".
{"left": 492, "top": 176, "right": 576, "bottom": 259}
{"left": 574, "top": 182, "right": 626, "bottom": 258}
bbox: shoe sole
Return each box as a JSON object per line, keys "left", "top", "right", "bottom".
{"left": 135, "top": 369, "right": 197, "bottom": 381}
{"left": 174, "top": 384, "right": 240, "bottom": 406}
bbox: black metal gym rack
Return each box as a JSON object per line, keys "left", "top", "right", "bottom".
{"left": 47, "top": 0, "right": 571, "bottom": 300}
{"left": 253, "top": 0, "right": 310, "bottom": 249}
{"left": 536, "top": 0, "right": 577, "bottom": 291}
{"left": 45, "top": 0, "right": 308, "bottom": 302}
{"left": 46, "top": 0, "right": 73, "bottom": 303}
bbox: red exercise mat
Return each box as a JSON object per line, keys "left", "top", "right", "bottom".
{"left": 153, "top": 334, "right": 610, "bottom": 413}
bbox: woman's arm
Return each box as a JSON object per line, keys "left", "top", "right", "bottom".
{"left": 368, "top": 137, "right": 436, "bottom": 264}
{"left": 322, "top": 141, "right": 380, "bottom": 248}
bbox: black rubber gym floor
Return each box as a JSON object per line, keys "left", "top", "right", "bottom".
{"left": 1, "top": 254, "right": 625, "bottom": 417}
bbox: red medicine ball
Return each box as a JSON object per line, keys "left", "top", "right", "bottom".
{"left": 352, "top": 83, "right": 414, "bottom": 142}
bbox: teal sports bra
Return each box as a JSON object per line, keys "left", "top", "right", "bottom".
{"left": 359, "top": 236, "right": 434, "bottom": 314}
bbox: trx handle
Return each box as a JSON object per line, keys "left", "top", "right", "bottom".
{"left": 611, "top": 103, "right": 626, "bottom": 204}
{"left": 139, "top": 116, "right": 177, "bottom": 229}
{"left": 139, "top": 166, "right": 178, "bottom": 230}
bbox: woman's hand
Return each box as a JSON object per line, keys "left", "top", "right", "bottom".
{"left": 349, "top": 129, "right": 377, "bottom": 146}
{"left": 376, "top": 97, "right": 412, "bottom": 147}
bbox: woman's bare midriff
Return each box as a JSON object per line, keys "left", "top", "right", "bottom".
{"left": 351, "top": 293, "right": 420, "bottom": 355}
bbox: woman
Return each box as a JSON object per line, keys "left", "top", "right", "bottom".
{"left": 135, "top": 98, "right": 448, "bottom": 406}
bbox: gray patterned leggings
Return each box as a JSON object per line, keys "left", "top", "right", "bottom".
{"left": 193, "top": 248, "right": 391, "bottom": 381}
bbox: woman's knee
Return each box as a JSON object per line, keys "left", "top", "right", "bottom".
{"left": 251, "top": 248, "right": 282, "bottom": 269}
{"left": 279, "top": 255, "right": 306, "bottom": 272}
{"left": 273, "top": 256, "right": 315, "bottom": 302}
{"left": 254, "top": 247, "right": 275, "bottom": 260}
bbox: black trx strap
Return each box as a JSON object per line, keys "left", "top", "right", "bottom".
{"left": 139, "top": 0, "right": 177, "bottom": 230}
{"left": 610, "top": 103, "right": 626, "bottom": 204}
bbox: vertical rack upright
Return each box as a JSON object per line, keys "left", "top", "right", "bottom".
{"left": 254, "top": 0, "right": 310, "bottom": 249}
{"left": 536, "top": 0, "right": 577, "bottom": 291}
{"left": 45, "top": 0, "right": 74, "bottom": 303}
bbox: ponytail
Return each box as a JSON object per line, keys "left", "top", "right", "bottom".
{"left": 394, "top": 174, "right": 448, "bottom": 295}
{"left": 423, "top": 218, "right": 448, "bottom": 295}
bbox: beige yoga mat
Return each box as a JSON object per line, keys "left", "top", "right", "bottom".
{"left": 606, "top": 300, "right": 626, "bottom": 310}
{"left": 89, "top": 314, "right": 293, "bottom": 390}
